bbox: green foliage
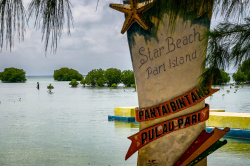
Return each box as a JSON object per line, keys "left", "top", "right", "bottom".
{"left": 239, "top": 58, "right": 250, "bottom": 81}
{"left": 132, "top": 84, "right": 136, "bottom": 89}
{"left": 54, "top": 68, "right": 83, "bottom": 81}
{"left": 47, "top": 83, "right": 54, "bottom": 89}
{"left": 0, "top": 67, "right": 27, "bottom": 83}
{"left": 246, "top": 72, "right": 250, "bottom": 82}
{"left": 200, "top": 68, "right": 221, "bottom": 86}
{"left": 47, "top": 83, "right": 54, "bottom": 93}
{"left": 69, "top": 79, "right": 79, "bottom": 87}
{"left": 83, "top": 68, "right": 133, "bottom": 87}
{"left": 104, "top": 68, "right": 121, "bottom": 87}
{"left": 121, "top": 70, "right": 135, "bottom": 87}
{"left": 229, "top": 58, "right": 250, "bottom": 84}
{"left": 80, "top": 77, "right": 86, "bottom": 85}
{"left": 205, "top": 18, "right": 250, "bottom": 68}
{"left": 203, "top": 17, "right": 250, "bottom": 86}
{"left": 85, "top": 68, "right": 105, "bottom": 86}
{"left": 96, "top": 78, "right": 105, "bottom": 87}
{"left": 201, "top": 68, "right": 231, "bottom": 86}
{"left": 233, "top": 71, "right": 247, "bottom": 83}
{"left": 111, "top": 83, "right": 117, "bottom": 88}
{"left": 211, "top": 69, "right": 230, "bottom": 85}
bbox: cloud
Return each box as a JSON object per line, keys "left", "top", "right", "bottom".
{"left": 72, "top": 3, "right": 102, "bottom": 23}
{"left": 0, "top": 0, "right": 132, "bottom": 76}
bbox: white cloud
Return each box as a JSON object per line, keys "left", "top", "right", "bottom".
{"left": 0, "top": 0, "right": 135, "bottom": 76}
{"left": 73, "top": 5, "right": 102, "bottom": 23}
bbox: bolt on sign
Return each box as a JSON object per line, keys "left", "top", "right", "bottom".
{"left": 110, "top": 0, "right": 229, "bottom": 165}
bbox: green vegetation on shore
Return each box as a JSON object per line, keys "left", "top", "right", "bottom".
{"left": 233, "top": 71, "right": 247, "bottom": 84}
{"left": 83, "top": 68, "right": 135, "bottom": 87}
{"left": 233, "top": 58, "right": 250, "bottom": 83}
{"left": 69, "top": 79, "right": 79, "bottom": 87}
{"left": 121, "top": 70, "right": 135, "bottom": 87}
{"left": 105, "top": 68, "right": 121, "bottom": 87}
{"left": 2, "top": 64, "right": 250, "bottom": 86}
{"left": 54, "top": 68, "right": 83, "bottom": 81}
{"left": 205, "top": 68, "right": 230, "bottom": 85}
{"left": 0, "top": 67, "right": 135, "bottom": 87}
{"left": 84, "top": 68, "right": 105, "bottom": 86}
{"left": 0, "top": 68, "right": 27, "bottom": 83}
{"left": 203, "top": 58, "right": 250, "bottom": 85}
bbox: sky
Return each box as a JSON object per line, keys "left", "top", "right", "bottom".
{"left": 0, "top": 0, "right": 235, "bottom": 76}
{"left": 0, "top": 0, "right": 132, "bottom": 76}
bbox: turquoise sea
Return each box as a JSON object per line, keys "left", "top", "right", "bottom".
{"left": 0, "top": 76, "right": 249, "bottom": 166}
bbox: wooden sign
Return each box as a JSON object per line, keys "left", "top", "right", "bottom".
{"left": 110, "top": 0, "right": 217, "bottom": 165}
{"left": 135, "top": 86, "right": 219, "bottom": 122}
{"left": 173, "top": 130, "right": 214, "bottom": 166}
{"left": 174, "top": 127, "right": 229, "bottom": 166}
{"left": 127, "top": 3, "right": 213, "bottom": 166}
{"left": 126, "top": 104, "right": 210, "bottom": 160}
{"left": 187, "top": 140, "right": 228, "bottom": 166}
{"left": 179, "top": 127, "right": 230, "bottom": 166}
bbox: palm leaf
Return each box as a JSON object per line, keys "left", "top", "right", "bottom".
{"left": 215, "top": 0, "right": 250, "bottom": 23}
{"left": 27, "top": 0, "right": 73, "bottom": 53}
{"left": 201, "top": 17, "right": 250, "bottom": 86}
{"left": 0, "top": 0, "right": 248, "bottom": 54}
{"left": 0, "top": 0, "right": 26, "bottom": 51}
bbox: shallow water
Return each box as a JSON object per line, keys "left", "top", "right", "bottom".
{"left": 207, "top": 84, "right": 250, "bottom": 113}
{"left": 0, "top": 76, "right": 249, "bottom": 165}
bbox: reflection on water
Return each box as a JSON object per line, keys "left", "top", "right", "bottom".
{"left": 113, "top": 121, "right": 250, "bottom": 166}
{"left": 114, "top": 121, "right": 140, "bottom": 129}
{"left": 0, "top": 76, "right": 249, "bottom": 166}
{"left": 208, "top": 138, "right": 250, "bottom": 166}
{"left": 222, "top": 138, "right": 250, "bottom": 155}
{"left": 207, "top": 85, "right": 250, "bottom": 113}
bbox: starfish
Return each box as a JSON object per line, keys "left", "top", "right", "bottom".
{"left": 110, "top": 0, "right": 155, "bottom": 34}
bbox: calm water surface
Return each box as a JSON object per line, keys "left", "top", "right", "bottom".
{"left": 0, "top": 76, "right": 249, "bottom": 166}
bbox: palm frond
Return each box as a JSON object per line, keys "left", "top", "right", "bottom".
{"left": 0, "top": 0, "right": 26, "bottom": 51}
{"left": 201, "top": 17, "right": 250, "bottom": 86}
{"left": 199, "top": 67, "right": 221, "bottom": 87}
{"left": 214, "top": 0, "right": 250, "bottom": 23}
{"left": 206, "top": 18, "right": 250, "bottom": 67}
{"left": 27, "top": 0, "right": 73, "bottom": 53}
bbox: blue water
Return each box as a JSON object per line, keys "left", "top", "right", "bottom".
{"left": 0, "top": 76, "right": 249, "bottom": 166}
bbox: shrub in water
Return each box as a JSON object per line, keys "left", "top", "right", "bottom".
{"left": 0, "top": 67, "right": 27, "bottom": 83}
{"left": 47, "top": 84, "right": 54, "bottom": 93}
{"left": 69, "top": 79, "right": 79, "bottom": 87}
{"left": 111, "top": 83, "right": 117, "bottom": 88}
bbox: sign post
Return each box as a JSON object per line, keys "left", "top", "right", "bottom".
{"left": 110, "top": 0, "right": 229, "bottom": 165}
{"left": 128, "top": 16, "right": 210, "bottom": 165}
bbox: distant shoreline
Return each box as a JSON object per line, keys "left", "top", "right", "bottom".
{"left": 26, "top": 75, "right": 53, "bottom": 77}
